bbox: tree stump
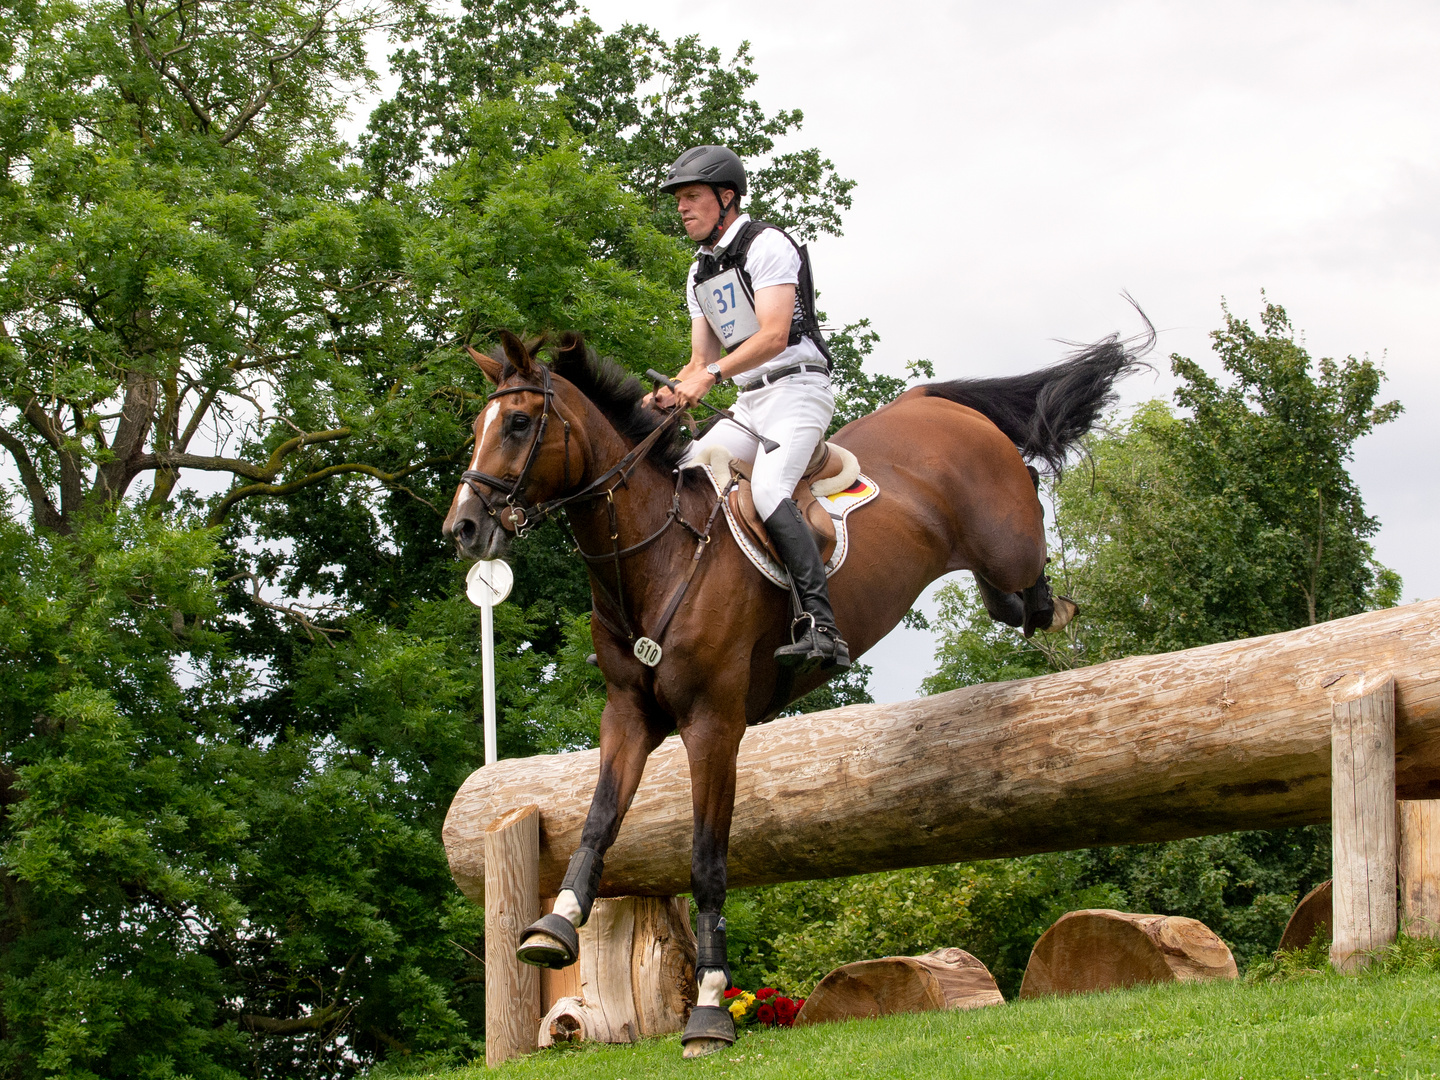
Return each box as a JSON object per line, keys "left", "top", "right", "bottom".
{"left": 792, "top": 948, "right": 1003, "bottom": 1027}
{"left": 536, "top": 896, "right": 695, "bottom": 1047}
{"left": 1019, "top": 910, "right": 1237, "bottom": 998}
{"left": 1277, "top": 879, "right": 1333, "bottom": 952}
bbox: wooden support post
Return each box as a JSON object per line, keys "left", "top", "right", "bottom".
{"left": 1399, "top": 800, "right": 1440, "bottom": 939}
{"left": 484, "top": 806, "right": 541, "bottom": 1068}
{"left": 1332, "top": 679, "right": 1397, "bottom": 971}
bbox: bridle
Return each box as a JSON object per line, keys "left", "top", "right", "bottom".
{"left": 458, "top": 362, "right": 686, "bottom": 540}
{"left": 458, "top": 363, "right": 565, "bottom": 536}
{"left": 457, "top": 361, "right": 732, "bottom": 660}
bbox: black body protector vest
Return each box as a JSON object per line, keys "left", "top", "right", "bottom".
{"left": 692, "top": 220, "right": 833, "bottom": 366}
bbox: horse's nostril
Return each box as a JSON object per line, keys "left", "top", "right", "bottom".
{"left": 454, "top": 518, "right": 477, "bottom": 546}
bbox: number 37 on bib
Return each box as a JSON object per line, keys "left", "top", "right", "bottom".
{"left": 695, "top": 268, "right": 760, "bottom": 347}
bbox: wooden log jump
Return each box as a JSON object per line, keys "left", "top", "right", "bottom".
{"left": 445, "top": 601, "right": 1440, "bottom": 901}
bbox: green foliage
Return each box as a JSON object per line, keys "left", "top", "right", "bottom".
{"left": 1248, "top": 930, "right": 1440, "bottom": 984}
{"left": 362, "top": 1, "right": 855, "bottom": 239}
{"left": 0, "top": 511, "right": 489, "bottom": 1079}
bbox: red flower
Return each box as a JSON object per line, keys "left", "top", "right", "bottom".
{"left": 723, "top": 988, "right": 742, "bottom": 1000}
{"left": 756, "top": 987, "right": 777, "bottom": 1000}
{"left": 755, "top": 1003, "right": 777, "bottom": 1025}
{"left": 773, "top": 997, "right": 799, "bottom": 1026}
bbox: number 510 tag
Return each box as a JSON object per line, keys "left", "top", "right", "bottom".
{"left": 633, "top": 637, "right": 663, "bottom": 667}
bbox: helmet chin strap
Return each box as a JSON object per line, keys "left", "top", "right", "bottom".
{"left": 702, "top": 186, "right": 737, "bottom": 247}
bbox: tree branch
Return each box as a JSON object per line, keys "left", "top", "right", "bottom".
{"left": 225, "top": 573, "right": 344, "bottom": 645}
{"left": 207, "top": 455, "right": 459, "bottom": 525}
{"left": 241, "top": 1002, "right": 348, "bottom": 1036}
{"left": 217, "top": 12, "right": 330, "bottom": 146}
{"left": 124, "top": 0, "right": 215, "bottom": 132}
{"left": 0, "top": 428, "right": 64, "bottom": 532}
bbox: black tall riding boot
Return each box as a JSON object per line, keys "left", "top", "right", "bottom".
{"left": 764, "top": 499, "right": 851, "bottom": 674}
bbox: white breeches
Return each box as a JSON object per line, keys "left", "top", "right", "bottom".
{"left": 681, "top": 372, "right": 835, "bottom": 519}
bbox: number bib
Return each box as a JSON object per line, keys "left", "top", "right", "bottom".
{"left": 695, "top": 268, "right": 760, "bottom": 348}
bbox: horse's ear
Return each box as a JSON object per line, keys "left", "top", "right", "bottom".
{"left": 499, "top": 330, "right": 538, "bottom": 378}
{"left": 465, "top": 343, "right": 505, "bottom": 385}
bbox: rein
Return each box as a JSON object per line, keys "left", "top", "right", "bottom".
{"left": 459, "top": 364, "right": 734, "bottom": 662}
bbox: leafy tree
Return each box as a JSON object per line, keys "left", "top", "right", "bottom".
{"left": 0, "top": 511, "right": 493, "bottom": 1079}
{"left": 361, "top": 0, "right": 855, "bottom": 239}
{"left": 1, "top": 3, "right": 891, "bottom": 1076}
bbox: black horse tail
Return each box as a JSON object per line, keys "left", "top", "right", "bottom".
{"left": 920, "top": 321, "right": 1153, "bottom": 475}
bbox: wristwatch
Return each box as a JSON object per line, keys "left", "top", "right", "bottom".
{"left": 705, "top": 362, "right": 726, "bottom": 384}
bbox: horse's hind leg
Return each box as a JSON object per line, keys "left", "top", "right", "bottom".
{"left": 677, "top": 711, "right": 746, "bottom": 1058}
{"left": 516, "top": 687, "right": 669, "bottom": 969}
{"left": 975, "top": 572, "right": 1025, "bottom": 627}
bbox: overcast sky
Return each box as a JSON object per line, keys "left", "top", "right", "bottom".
{"left": 572, "top": 0, "right": 1440, "bottom": 702}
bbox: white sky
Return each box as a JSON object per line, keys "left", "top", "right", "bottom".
{"left": 577, "top": 0, "right": 1440, "bottom": 702}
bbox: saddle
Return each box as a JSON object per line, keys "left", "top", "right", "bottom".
{"left": 693, "top": 442, "right": 861, "bottom": 565}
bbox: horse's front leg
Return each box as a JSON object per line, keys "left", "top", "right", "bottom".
{"left": 677, "top": 710, "right": 747, "bottom": 1058}
{"left": 516, "top": 685, "right": 669, "bottom": 969}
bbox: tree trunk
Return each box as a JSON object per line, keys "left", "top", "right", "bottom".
{"left": 1019, "top": 910, "right": 1237, "bottom": 998}
{"left": 793, "top": 949, "right": 1003, "bottom": 1026}
{"left": 445, "top": 601, "right": 1440, "bottom": 900}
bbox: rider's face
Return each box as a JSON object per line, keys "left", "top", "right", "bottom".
{"left": 675, "top": 184, "right": 734, "bottom": 243}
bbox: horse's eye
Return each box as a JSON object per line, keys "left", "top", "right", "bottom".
{"left": 509, "top": 412, "right": 531, "bottom": 433}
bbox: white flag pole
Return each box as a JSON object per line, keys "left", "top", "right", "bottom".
{"left": 480, "top": 598, "right": 497, "bottom": 765}
{"left": 465, "top": 560, "right": 514, "bottom": 768}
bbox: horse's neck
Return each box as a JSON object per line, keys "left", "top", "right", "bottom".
{"left": 565, "top": 405, "right": 696, "bottom": 613}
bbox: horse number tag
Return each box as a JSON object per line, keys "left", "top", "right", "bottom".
{"left": 633, "top": 637, "right": 663, "bottom": 667}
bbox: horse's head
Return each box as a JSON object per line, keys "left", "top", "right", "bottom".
{"left": 442, "top": 331, "right": 586, "bottom": 560}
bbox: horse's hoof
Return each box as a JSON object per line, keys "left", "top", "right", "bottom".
{"left": 1045, "top": 596, "right": 1080, "bottom": 633}
{"left": 681, "top": 1005, "right": 735, "bottom": 1057}
{"left": 516, "top": 912, "right": 579, "bottom": 969}
{"left": 682, "top": 1038, "right": 731, "bottom": 1059}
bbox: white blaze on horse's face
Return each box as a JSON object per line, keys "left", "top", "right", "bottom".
{"left": 457, "top": 401, "right": 502, "bottom": 510}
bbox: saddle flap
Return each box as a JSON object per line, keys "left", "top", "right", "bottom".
{"left": 728, "top": 473, "right": 837, "bottom": 565}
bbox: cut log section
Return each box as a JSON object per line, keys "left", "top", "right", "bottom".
{"left": 445, "top": 602, "right": 1440, "bottom": 900}
{"left": 537, "top": 896, "right": 695, "bottom": 1047}
{"left": 1399, "top": 800, "right": 1440, "bottom": 939}
{"left": 1277, "top": 879, "right": 1333, "bottom": 952}
{"left": 1019, "top": 910, "right": 1237, "bottom": 998}
{"left": 793, "top": 948, "right": 1003, "bottom": 1027}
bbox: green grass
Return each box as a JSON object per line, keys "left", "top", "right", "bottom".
{"left": 402, "top": 968, "right": 1440, "bottom": 1080}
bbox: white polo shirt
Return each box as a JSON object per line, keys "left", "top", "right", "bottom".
{"left": 685, "top": 214, "right": 828, "bottom": 384}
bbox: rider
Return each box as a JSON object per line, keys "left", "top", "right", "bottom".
{"left": 652, "top": 145, "right": 849, "bottom": 673}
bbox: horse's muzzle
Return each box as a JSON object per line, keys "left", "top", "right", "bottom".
{"left": 445, "top": 506, "right": 512, "bottom": 561}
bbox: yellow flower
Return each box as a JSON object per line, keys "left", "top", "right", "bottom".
{"left": 727, "top": 991, "right": 755, "bottom": 1020}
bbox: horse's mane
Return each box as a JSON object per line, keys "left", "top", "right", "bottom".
{"left": 531, "top": 333, "right": 688, "bottom": 472}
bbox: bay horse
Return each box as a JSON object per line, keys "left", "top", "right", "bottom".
{"left": 442, "top": 329, "right": 1142, "bottom": 1055}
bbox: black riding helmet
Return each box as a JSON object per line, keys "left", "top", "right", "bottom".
{"left": 659, "top": 145, "right": 747, "bottom": 196}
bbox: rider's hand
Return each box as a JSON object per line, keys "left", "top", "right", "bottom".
{"left": 670, "top": 371, "right": 716, "bottom": 410}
